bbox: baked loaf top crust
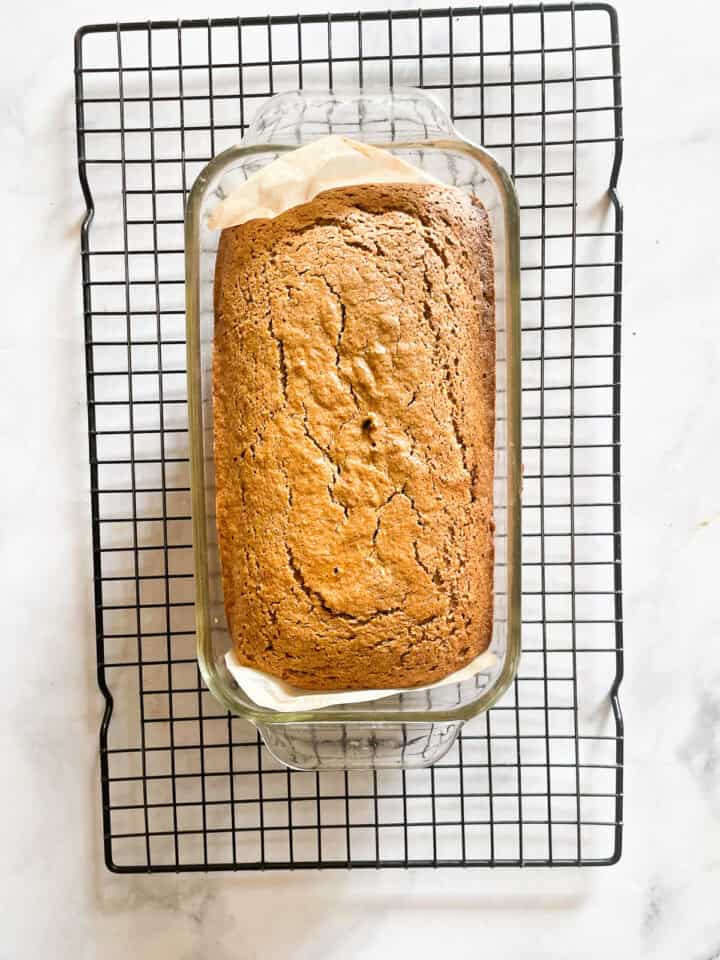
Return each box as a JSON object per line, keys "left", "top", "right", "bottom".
{"left": 213, "top": 182, "right": 495, "bottom": 690}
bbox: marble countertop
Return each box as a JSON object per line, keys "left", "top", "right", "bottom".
{"left": 1, "top": 0, "right": 718, "bottom": 957}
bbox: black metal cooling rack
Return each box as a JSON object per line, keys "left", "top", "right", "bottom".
{"left": 75, "top": 3, "right": 624, "bottom": 872}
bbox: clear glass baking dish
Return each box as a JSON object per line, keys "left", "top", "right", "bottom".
{"left": 185, "top": 89, "right": 521, "bottom": 770}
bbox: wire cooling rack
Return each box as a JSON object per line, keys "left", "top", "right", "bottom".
{"left": 75, "top": 3, "right": 624, "bottom": 871}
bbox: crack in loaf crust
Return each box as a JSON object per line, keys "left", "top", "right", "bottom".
{"left": 213, "top": 183, "right": 495, "bottom": 690}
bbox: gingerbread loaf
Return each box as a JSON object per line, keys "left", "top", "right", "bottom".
{"left": 213, "top": 182, "right": 495, "bottom": 690}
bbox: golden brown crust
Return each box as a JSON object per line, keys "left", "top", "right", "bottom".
{"left": 213, "top": 182, "right": 495, "bottom": 690}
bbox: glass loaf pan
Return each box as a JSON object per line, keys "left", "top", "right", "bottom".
{"left": 185, "top": 89, "right": 521, "bottom": 770}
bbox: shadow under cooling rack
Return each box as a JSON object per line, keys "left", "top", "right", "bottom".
{"left": 75, "top": 3, "right": 624, "bottom": 872}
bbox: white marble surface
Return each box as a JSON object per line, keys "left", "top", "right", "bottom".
{"left": 1, "top": 0, "right": 719, "bottom": 956}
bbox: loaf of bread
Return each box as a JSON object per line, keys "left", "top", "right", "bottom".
{"left": 213, "top": 182, "right": 495, "bottom": 690}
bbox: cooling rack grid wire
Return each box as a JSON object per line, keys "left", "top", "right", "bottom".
{"left": 75, "top": 3, "right": 623, "bottom": 871}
